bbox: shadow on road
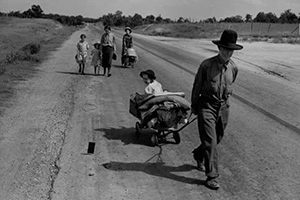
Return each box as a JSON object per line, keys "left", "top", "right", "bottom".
{"left": 112, "top": 64, "right": 133, "bottom": 69}
{"left": 95, "top": 127, "right": 179, "bottom": 147}
{"left": 56, "top": 71, "right": 104, "bottom": 76}
{"left": 94, "top": 127, "right": 154, "bottom": 147}
{"left": 102, "top": 161, "right": 205, "bottom": 185}
{"left": 101, "top": 145, "right": 205, "bottom": 185}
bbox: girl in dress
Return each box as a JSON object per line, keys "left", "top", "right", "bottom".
{"left": 90, "top": 41, "right": 102, "bottom": 75}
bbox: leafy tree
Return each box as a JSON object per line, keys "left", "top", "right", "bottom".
{"left": 254, "top": 12, "right": 268, "bottom": 22}
{"left": 177, "top": 17, "right": 184, "bottom": 23}
{"left": 145, "top": 15, "right": 155, "bottom": 24}
{"left": 221, "top": 15, "right": 243, "bottom": 23}
{"left": 8, "top": 11, "right": 23, "bottom": 17}
{"left": 184, "top": 18, "right": 191, "bottom": 23}
{"left": 245, "top": 14, "right": 252, "bottom": 22}
{"left": 279, "top": 9, "right": 298, "bottom": 23}
{"left": 163, "top": 18, "right": 172, "bottom": 23}
{"left": 22, "top": 9, "right": 34, "bottom": 18}
{"left": 204, "top": 17, "right": 216, "bottom": 23}
{"left": 113, "top": 10, "right": 123, "bottom": 26}
{"left": 31, "top": 5, "right": 43, "bottom": 18}
{"left": 265, "top": 12, "right": 278, "bottom": 23}
{"left": 155, "top": 15, "right": 163, "bottom": 23}
{"left": 102, "top": 13, "right": 114, "bottom": 26}
{"left": 131, "top": 13, "right": 143, "bottom": 26}
{"left": 21, "top": 4, "right": 43, "bottom": 18}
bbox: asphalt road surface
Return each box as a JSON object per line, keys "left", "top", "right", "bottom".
{"left": 0, "top": 24, "right": 299, "bottom": 200}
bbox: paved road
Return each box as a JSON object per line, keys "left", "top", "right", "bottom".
{"left": 0, "top": 24, "right": 299, "bottom": 200}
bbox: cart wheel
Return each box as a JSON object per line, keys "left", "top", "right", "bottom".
{"left": 151, "top": 133, "right": 159, "bottom": 146}
{"left": 135, "top": 122, "right": 141, "bottom": 138}
{"left": 173, "top": 131, "right": 181, "bottom": 144}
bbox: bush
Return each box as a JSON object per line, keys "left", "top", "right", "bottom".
{"left": 5, "top": 50, "right": 40, "bottom": 64}
{"left": 21, "top": 43, "right": 41, "bottom": 54}
{"left": 4, "top": 42, "right": 41, "bottom": 64}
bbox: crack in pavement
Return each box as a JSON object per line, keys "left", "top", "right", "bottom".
{"left": 45, "top": 81, "right": 77, "bottom": 200}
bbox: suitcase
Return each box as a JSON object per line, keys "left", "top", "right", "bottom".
{"left": 129, "top": 94, "right": 139, "bottom": 118}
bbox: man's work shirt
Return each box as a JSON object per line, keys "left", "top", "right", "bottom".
{"left": 191, "top": 54, "right": 238, "bottom": 108}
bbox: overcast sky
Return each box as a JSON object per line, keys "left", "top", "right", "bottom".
{"left": 1, "top": 0, "right": 299, "bottom": 21}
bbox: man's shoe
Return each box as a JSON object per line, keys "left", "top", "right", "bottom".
{"left": 205, "top": 178, "right": 220, "bottom": 190}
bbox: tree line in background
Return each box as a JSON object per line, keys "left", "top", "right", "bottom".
{"left": 101, "top": 9, "right": 300, "bottom": 27}
{"left": 1, "top": 5, "right": 300, "bottom": 27}
{"left": 0, "top": 5, "right": 97, "bottom": 26}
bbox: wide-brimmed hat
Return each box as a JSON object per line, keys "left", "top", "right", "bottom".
{"left": 140, "top": 69, "right": 156, "bottom": 80}
{"left": 212, "top": 29, "right": 243, "bottom": 50}
{"left": 93, "top": 41, "right": 101, "bottom": 46}
{"left": 125, "top": 27, "right": 132, "bottom": 33}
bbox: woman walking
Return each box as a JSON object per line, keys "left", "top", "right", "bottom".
{"left": 100, "top": 25, "right": 116, "bottom": 77}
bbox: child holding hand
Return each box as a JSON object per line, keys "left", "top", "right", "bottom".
{"left": 90, "top": 41, "right": 102, "bottom": 75}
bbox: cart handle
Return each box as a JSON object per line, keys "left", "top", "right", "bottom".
{"left": 176, "top": 112, "right": 197, "bottom": 132}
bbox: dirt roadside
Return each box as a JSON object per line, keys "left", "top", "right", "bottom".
{"left": 0, "top": 25, "right": 91, "bottom": 199}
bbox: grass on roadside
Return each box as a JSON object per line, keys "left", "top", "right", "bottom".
{"left": 0, "top": 17, "right": 82, "bottom": 113}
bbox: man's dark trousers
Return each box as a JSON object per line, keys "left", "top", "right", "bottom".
{"left": 194, "top": 100, "right": 229, "bottom": 178}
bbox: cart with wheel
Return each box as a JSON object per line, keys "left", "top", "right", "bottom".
{"left": 130, "top": 92, "right": 196, "bottom": 146}
{"left": 123, "top": 48, "right": 138, "bottom": 68}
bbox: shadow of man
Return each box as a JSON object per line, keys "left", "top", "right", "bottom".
{"left": 102, "top": 146, "right": 205, "bottom": 185}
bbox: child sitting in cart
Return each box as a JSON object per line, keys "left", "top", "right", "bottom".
{"left": 137, "top": 70, "right": 189, "bottom": 127}
{"left": 140, "top": 69, "right": 164, "bottom": 95}
{"left": 129, "top": 70, "right": 192, "bottom": 144}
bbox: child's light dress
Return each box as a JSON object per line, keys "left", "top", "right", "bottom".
{"left": 76, "top": 41, "right": 89, "bottom": 62}
{"left": 91, "top": 48, "right": 102, "bottom": 66}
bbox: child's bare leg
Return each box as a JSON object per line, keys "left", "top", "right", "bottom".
{"left": 107, "top": 67, "right": 111, "bottom": 77}
{"left": 78, "top": 63, "right": 82, "bottom": 73}
{"left": 81, "top": 63, "right": 85, "bottom": 74}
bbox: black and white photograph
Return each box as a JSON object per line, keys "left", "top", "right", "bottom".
{"left": 0, "top": 0, "right": 300, "bottom": 199}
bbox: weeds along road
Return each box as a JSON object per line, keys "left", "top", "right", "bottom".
{"left": 0, "top": 23, "right": 299, "bottom": 200}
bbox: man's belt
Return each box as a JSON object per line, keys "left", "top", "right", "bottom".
{"left": 201, "top": 96, "right": 228, "bottom": 106}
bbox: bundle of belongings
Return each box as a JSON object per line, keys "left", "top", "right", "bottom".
{"left": 126, "top": 48, "right": 139, "bottom": 61}
{"left": 130, "top": 92, "right": 191, "bottom": 129}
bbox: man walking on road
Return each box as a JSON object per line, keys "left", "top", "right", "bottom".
{"left": 191, "top": 29, "right": 243, "bottom": 190}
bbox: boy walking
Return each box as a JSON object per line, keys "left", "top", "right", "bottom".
{"left": 191, "top": 29, "right": 243, "bottom": 190}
